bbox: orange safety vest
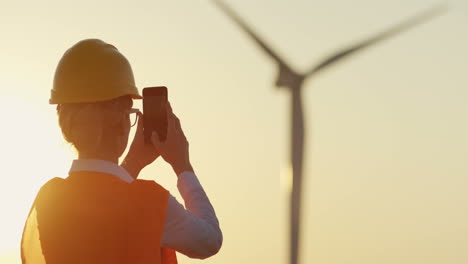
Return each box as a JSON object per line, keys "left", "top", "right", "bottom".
{"left": 21, "top": 171, "right": 178, "bottom": 264}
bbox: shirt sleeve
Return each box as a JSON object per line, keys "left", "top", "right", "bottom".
{"left": 161, "top": 171, "right": 223, "bottom": 259}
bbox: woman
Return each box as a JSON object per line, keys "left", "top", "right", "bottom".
{"left": 21, "top": 39, "right": 222, "bottom": 264}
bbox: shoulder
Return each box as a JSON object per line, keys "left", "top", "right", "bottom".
{"left": 32, "top": 177, "right": 68, "bottom": 214}
{"left": 40, "top": 177, "right": 66, "bottom": 189}
{"left": 129, "top": 179, "right": 170, "bottom": 202}
{"left": 36, "top": 177, "right": 66, "bottom": 199}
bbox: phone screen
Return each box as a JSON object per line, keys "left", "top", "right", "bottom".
{"left": 143, "top": 87, "right": 168, "bottom": 144}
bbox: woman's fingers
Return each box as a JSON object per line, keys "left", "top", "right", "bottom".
{"left": 167, "top": 112, "right": 177, "bottom": 137}
{"left": 175, "top": 117, "right": 181, "bottom": 129}
{"left": 166, "top": 101, "right": 173, "bottom": 115}
{"left": 173, "top": 117, "right": 181, "bottom": 136}
{"left": 165, "top": 102, "right": 186, "bottom": 142}
{"left": 166, "top": 102, "right": 181, "bottom": 135}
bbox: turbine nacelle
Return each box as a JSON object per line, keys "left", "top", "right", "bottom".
{"left": 275, "top": 66, "right": 304, "bottom": 90}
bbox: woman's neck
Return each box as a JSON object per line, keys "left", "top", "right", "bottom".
{"left": 78, "top": 153, "right": 119, "bottom": 164}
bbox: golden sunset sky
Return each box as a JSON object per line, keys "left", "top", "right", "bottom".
{"left": 0, "top": 0, "right": 467, "bottom": 263}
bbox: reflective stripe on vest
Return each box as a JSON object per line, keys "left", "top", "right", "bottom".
{"left": 21, "top": 172, "right": 177, "bottom": 264}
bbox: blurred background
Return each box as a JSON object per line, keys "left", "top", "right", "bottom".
{"left": 0, "top": 0, "right": 467, "bottom": 263}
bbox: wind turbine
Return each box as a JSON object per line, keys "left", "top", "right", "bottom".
{"left": 212, "top": 1, "right": 445, "bottom": 264}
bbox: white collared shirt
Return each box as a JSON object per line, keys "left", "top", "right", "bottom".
{"left": 69, "top": 159, "right": 222, "bottom": 259}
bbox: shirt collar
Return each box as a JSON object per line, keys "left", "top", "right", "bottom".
{"left": 69, "top": 159, "right": 134, "bottom": 183}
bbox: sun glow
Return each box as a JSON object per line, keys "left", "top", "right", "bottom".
{"left": 281, "top": 163, "right": 293, "bottom": 194}
{"left": 0, "top": 95, "right": 73, "bottom": 260}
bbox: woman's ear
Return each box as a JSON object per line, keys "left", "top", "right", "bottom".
{"left": 118, "top": 113, "right": 130, "bottom": 136}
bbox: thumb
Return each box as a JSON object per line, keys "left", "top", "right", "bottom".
{"left": 151, "top": 131, "right": 163, "bottom": 149}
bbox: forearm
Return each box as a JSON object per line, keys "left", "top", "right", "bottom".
{"left": 161, "top": 171, "right": 222, "bottom": 259}
{"left": 172, "top": 161, "right": 194, "bottom": 177}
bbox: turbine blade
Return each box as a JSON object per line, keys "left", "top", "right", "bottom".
{"left": 307, "top": 4, "right": 447, "bottom": 76}
{"left": 213, "top": 0, "right": 293, "bottom": 70}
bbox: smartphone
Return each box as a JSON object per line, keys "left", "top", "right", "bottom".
{"left": 143, "top": 86, "right": 168, "bottom": 144}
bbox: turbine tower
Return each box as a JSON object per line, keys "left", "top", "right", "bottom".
{"left": 213, "top": 1, "right": 445, "bottom": 264}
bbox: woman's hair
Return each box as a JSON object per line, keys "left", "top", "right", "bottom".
{"left": 57, "top": 96, "right": 132, "bottom": 156}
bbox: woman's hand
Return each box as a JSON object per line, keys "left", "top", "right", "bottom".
{"left": 121, "top": 111, "right": 160, "bottom": 179}
{"left": 151, "top": 103, "right": 193, "bottom": 176}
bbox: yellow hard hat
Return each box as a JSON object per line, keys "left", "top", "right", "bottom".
{"left": 49, "top": 39, "right": 142, "bottom": 104}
